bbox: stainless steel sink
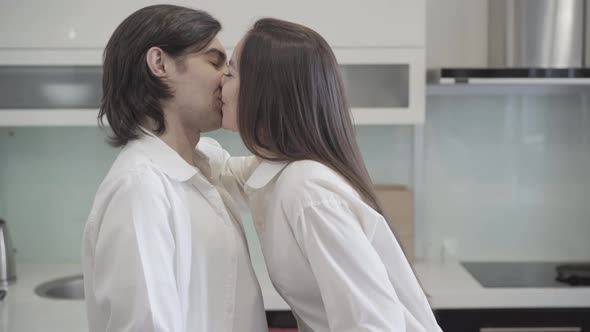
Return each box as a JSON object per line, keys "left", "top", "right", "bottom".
{"left": 35, "top": 274, "right": 84, "bottom": 300}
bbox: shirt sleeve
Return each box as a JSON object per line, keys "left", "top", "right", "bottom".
{"left": 218, "top": 153, "right": 259, "bottom": 210}
{"left": 196, "top": 137, "right": 259, "bottom": 209}
{"left": 289, "top": 198, "right": 406, "bottom": 332}
{"left": 220, "top": 155, "right": 259, "bottom": 190}
{"left": 91, "top": 171, "right": 184, "bottom": 332}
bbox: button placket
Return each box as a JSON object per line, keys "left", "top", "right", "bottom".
{"left": 189, "top": 175, "right": 229, "bottom": 221}
{"left": 223, "top": 225, "right": 238, "bottom": 330}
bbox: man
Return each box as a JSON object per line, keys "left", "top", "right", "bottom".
{"left": 82, "top": 5, "right": 266, "bottom": 331}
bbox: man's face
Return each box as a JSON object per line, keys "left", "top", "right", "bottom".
{"left": 220, "top": 37, "right": 244, "bottom": 132}
{"left": 166, "top": 37, "right": 227, "bottom": 133}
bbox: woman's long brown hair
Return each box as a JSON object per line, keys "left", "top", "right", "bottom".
{"left": 237, "top": 18, "right": 418, "bottom": 271}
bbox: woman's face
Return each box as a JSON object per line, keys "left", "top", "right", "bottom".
{"left": 220, "top": 38, "right": 244, "bottom": 132}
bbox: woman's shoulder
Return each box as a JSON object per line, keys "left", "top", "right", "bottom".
{"left": 280, "top": 160, "right": 342, "bottom": 188}
{"left": 284, "top": 159, "right": 333, "bottom": 176}
{"left": 275, "top": 159, "right": 359, "bottom": 208}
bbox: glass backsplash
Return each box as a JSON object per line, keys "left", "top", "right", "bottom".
{"left": 424, "top": 89, "right": 590, "bottom": 261}
{"left": 1, "top": 89, "right": 590, "bottom": 264}
{"left": 0, "top": 126, "right": 412, "bottom": 264}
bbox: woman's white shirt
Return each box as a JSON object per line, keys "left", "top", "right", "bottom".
{"left": 241, "top": 159, "right": 442, "bottom": 332}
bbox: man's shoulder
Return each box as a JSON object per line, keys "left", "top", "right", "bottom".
{"left": 98, "top": 145, "right": 166, "bottom": 197}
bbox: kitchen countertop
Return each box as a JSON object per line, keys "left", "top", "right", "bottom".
{"left": 0, "top": 263, "right": 290, "bottom": 332}
{"left": 0, "top": 264, "right": 86, "bottom": 332}
{"left": 415, "top": 260, "right": 590, "bottom": 309}
{"left": 2, "top": 261, "right": 589, "bottom": 332}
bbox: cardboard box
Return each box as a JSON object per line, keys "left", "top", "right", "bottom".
{"left": 374, "top": 184, "right": 414, "bottom": 262}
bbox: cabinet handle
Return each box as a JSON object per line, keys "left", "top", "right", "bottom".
{"left": 480, "top": 328, "right": 581, "bottom": 332}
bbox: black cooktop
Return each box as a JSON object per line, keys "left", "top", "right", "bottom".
{"left": 461, "top": 262, "right": 590, "bottom": 288}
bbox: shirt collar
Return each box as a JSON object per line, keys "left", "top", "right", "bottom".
{"left": 245, "top": 160, "right": 289, "bottom": 190}
{"left": 132, "top": 128, "right": 200, "bottom": 182}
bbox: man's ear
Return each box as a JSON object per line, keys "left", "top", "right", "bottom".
{"left": 146, "top": 47, "right": 168, "bottom": 77}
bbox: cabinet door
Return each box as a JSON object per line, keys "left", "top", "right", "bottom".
{"left": 334, "top": 48, "right": 425, "bottom": 125}
{"left": 210, "top": 0, "right": 425, "bottom": 48}
{"left": 0, "top": 0, "right": 424, "bottom": 49}
{"left": 0, "top": 47, "right": 425, "bottom": 126}
{"left": 0, "top": 0, "right": 156, "bottom": 64}
{"left": 0, "top": 0, "right": 125, "bottom": 49}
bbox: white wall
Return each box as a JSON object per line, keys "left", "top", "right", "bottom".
{"left": 427, "top": 0, "right": 488, "bottom": 68}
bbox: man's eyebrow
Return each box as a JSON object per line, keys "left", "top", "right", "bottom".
{"left": 204, "top": 48, "right": 227, "bottom": 63}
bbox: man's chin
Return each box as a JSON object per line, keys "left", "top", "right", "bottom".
{"left": 201, "top": 124, "right": 222, "bottom": 133}
{"left": 220, "top": 117, "right": 239, "bottom": 132}
{"left": 199, "top": 118, "right": 222, "bottom": 133}
{"left": 220, "top": 124, "right": 239, "bottom": 133}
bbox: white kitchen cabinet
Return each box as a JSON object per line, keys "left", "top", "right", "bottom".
{"left": 0, "top": 0, "right": 424, "bottom": 62}
{"left": 336, "top": 48, "right": 425, "bottom": 125}
{"left": 0, "top": 48, "right": 425, "bottom": 126}
{"left": 0, "top": 0, "right": 131, "bottom": 49}
{"left": 0, "top": 110, "right": 99, "bottom": 126}
{"left": 0, "top": 0, "right": 425, "bottom": 125}
{"left": 0, "top": 0, "right": 425, "bottom": 49}
{"left": 207, "top": 0, "right": 425, "bottom": 49}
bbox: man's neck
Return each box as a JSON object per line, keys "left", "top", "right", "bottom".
{"left": 144, "top": 115, "right": 200, "bottom": 167}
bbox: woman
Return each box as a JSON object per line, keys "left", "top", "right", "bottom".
{"left": 221, "top": 18, "right": 442, "bottom": 332}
